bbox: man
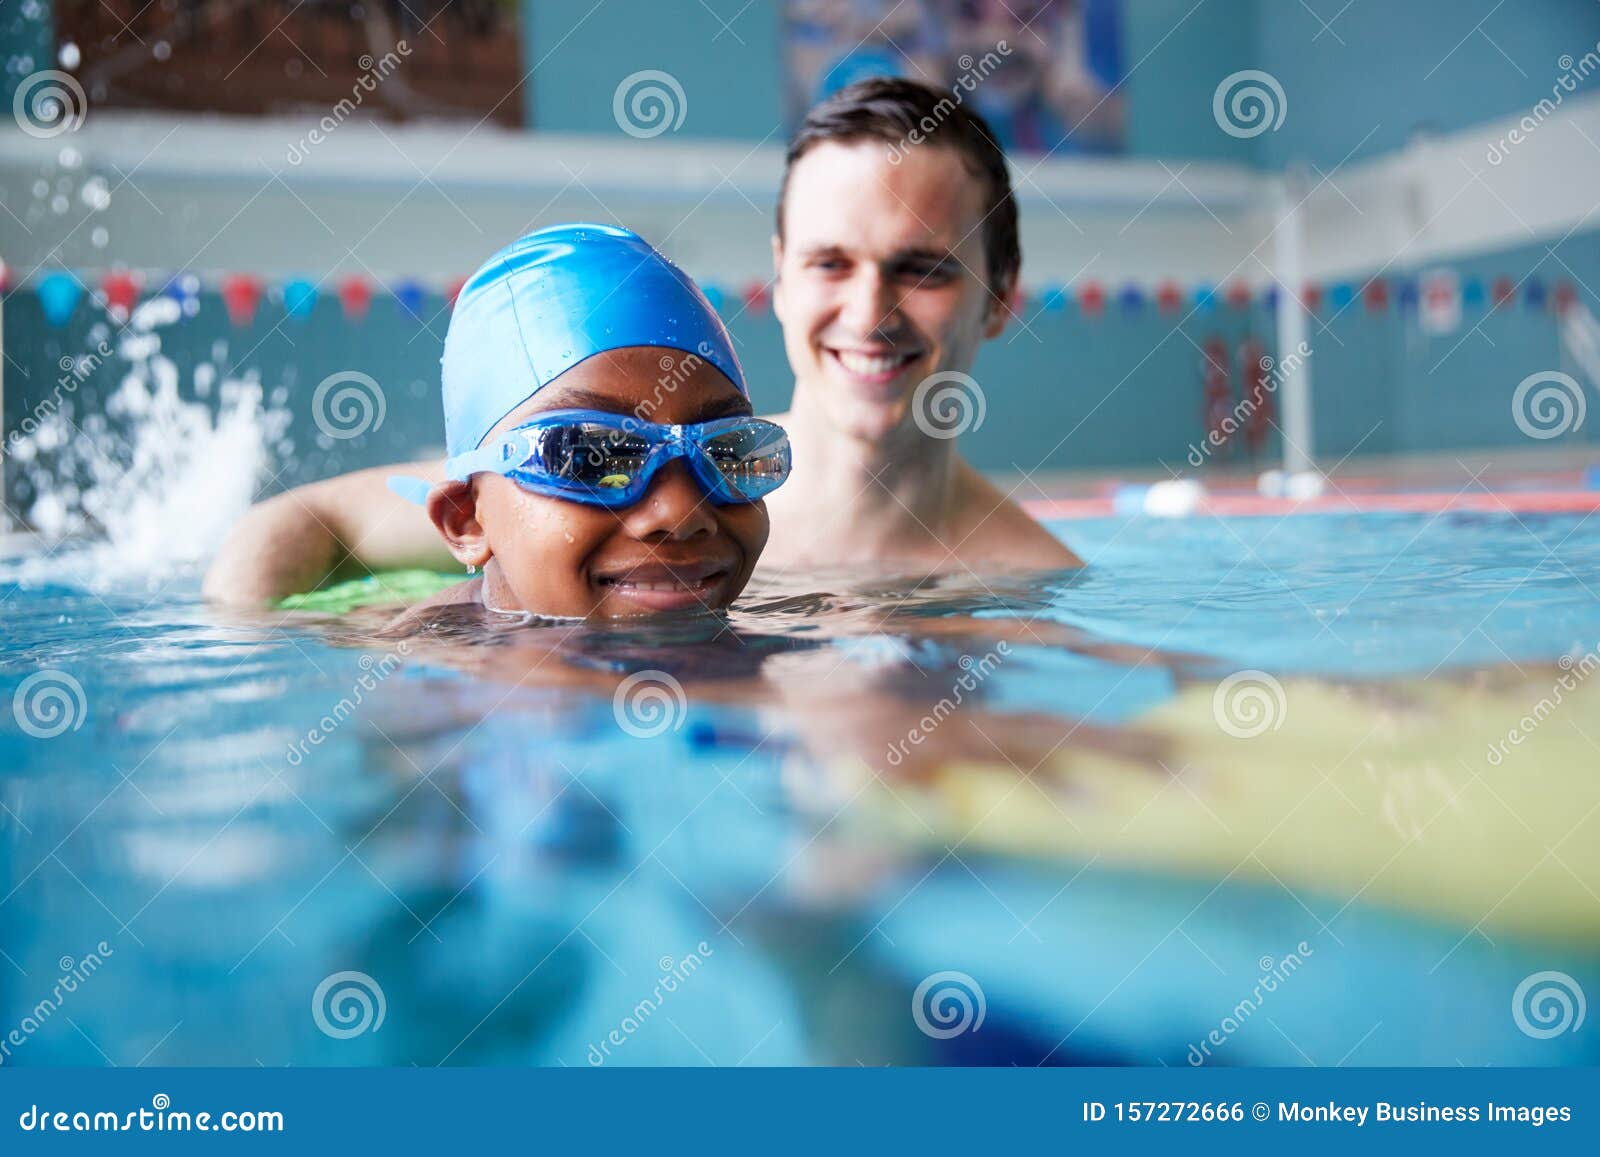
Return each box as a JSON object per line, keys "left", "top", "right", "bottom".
{"left": 204, "top": 78, "right": 1079, "bottom": 604}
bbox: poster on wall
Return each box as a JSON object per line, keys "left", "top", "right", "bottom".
{"left": 783, "top": 0, "right": 1126, "bottom": 155}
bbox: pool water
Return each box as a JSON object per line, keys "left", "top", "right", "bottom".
{"left": 2, "top": 511, "right": 1598, "bottom": 1067}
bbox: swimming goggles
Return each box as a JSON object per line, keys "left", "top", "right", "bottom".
{"left": 392, "top": 409, "right": 791, "bottom": 509}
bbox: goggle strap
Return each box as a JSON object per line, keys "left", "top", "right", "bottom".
{"left": 389, "top": 430, "right": 527, "bottom": 506}
{"left": 387, "top": 475, "right": 434, "bottom": 506}
{"left": 443, "top": 433, "right": 526, "bottom": 483}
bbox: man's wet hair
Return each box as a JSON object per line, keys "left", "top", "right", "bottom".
{"left": 777, "top": 76, "right": 1021, "bottom": 299}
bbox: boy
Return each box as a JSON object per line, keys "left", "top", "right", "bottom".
{"left": 205, "top": 225, "right": 790, "bottom": 619}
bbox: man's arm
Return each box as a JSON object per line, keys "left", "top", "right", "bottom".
{"left": 203, "top": 458, "right": 453, "bottom": 605}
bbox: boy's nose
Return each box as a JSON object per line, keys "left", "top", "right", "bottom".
{"left": 620, "top": 459, "right": 717, "bottom": 541}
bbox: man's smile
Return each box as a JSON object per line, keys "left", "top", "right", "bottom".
{"left": 824, "top": 345, "right": 923, "bottom": 388}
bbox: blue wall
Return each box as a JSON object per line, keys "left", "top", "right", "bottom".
{"left": 523, "top": 0, "right": 784, "bottom": 141}
{"left": 1122, "top": 0, "right": 1256, "bottom": 162}
{"left": 1254, "top": 0, "right": 1600, "bottom": 170}
{"left": 959, "top": 238, "right": 1586, "bottom": 475}
{"left": 1126, "top": 0, "right": 1600, "bottom": 167}
{"left": 1, "top": 0, "right": 54, "bottom": 105}
{"left": 3, "top": 236, "right": 1582, "bottom": 518}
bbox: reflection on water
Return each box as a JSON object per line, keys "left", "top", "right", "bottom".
{"left": 2, "top": 513, "right": 1599, "bottom": 1066}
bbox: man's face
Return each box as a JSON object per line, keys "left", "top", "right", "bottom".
{"left": 772, "top": 140, "right": 1009, "bottom": 443}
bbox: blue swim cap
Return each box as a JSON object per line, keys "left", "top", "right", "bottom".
{"left": 440, "top": 223, "right": 744, "bottom": 458}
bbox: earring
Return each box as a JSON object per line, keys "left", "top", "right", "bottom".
{"left": 467, "top": 562, "right": 477, "bottom": 575}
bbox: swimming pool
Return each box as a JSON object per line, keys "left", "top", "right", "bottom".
{"left": 2, "top": 510, "right": 1597, "bottom": 1066}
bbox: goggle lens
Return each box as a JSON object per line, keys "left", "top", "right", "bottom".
{"left": 509, "top": 416, "right": 790, "bottom": 505}
{"left": 534, "top": 423, "right": 652, "bottom": 491}
{"left": 699, "top": 422, "right": 790, "bottom": 500}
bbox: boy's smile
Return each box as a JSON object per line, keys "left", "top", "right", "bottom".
{"left": 592, "top": 553, "right": 740, "bottom": 612}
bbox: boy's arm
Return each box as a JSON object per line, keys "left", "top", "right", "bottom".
{"left": 203, "top": 458, "right": 453, "bottom": 605}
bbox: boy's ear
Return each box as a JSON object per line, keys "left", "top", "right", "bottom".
{"left": 426, "top": 480, "right": 491, "bottom": 568}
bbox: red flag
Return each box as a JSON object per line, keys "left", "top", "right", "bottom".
{"left": 338, "top": 275, "right": 373, "bottom": 321}
{"left": 1363, "top": 279, "right": 1389, "bottom": 312}
{"left": 446, "top": 276, "right": 468, "bottom": 309}
{"left": 1077, "top": 281, "right": 1105, "bottom": 317}
{"left": 1155, "top": 280, "right": 1183, "bottom": 314}
{"left": 1491, "top": 275, "right": 1515, "bottom": 309}
{"left": 221, "top": 274, "right": 263, "bottom": 327}
{"left": 102, "top": 270, "right": 139, "bottom": 319}
{"left": 742, "top": 281, "right": 770, "bottom": 314}
{"left": 1224, "top": 281, "right": 1252, "bottom": 310}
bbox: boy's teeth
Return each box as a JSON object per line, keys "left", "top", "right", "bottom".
{"left": 836, "top": 350, "right": 909, "bottom": 375}
{"left": 611, "top": 578, "right": 705, "bottom": 591}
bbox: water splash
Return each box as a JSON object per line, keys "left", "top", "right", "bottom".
{"left": 4, "top": 298, "right": 292, "bottom": 592}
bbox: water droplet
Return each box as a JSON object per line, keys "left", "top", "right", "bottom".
{"left": 80, "top": 176, "right": 111, "bottom": 211}
{"left": 50, "top": 193, "right": 69, "bottom": 214}
{"left": 57, "top": 41, "right": 80, "bottom": 70}
{"left": 152, "top": 40, "right": 171, "bottom": 62}
{"left": 90, "top": 226, "right": 109, "bottom": 248}
{"left": 57, "top": 145, "right": 82, "bottom": 170}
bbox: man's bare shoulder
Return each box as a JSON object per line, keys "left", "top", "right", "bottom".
{"left": 952, "top": 464, "right": 1085, "bottom": 569}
